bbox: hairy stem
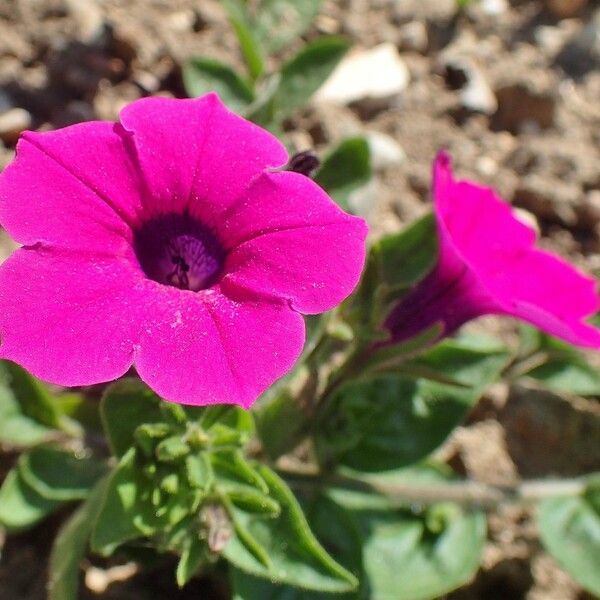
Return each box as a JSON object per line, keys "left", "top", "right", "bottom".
{"left": 276, "top": 462, "right": 588, "bottom": 509}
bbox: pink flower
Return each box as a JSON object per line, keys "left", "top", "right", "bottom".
{"left": 385, "top": 152, "right": 600, "bottom": 348}
{"left": 0, "top": 94, "right": 367, "bottom": 407}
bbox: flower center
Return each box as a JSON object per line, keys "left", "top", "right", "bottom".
{"left": 133, "top": 213, "right": 225, "bottom": 291}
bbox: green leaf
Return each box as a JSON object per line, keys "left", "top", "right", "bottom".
{"left": 228, "top": 488, "right": 281, "bottom": 517}
{"left": 48, "top": 477, "right": 109, "bottom": 600}
{"left": 183, "top": 58, "right": 254, "bottom": 111}
{"left": 155, "top": 436, "right": 190, "bottom": 463}
{"left": 315, "top": 137, "right": 371, "bottom": 212}
{"left": 538, "top": 480, "right": 600, "bottom": 596}
{"left": 0, "top": 413, "right": 53, "bottom": 447}
{"left": 375, "top": 214, "right": 438, "bottom": 291}
{"left": 0, "top": 362, "right": 54, "bottom": 447}
{"left": 223, "top": 465, "right": 358, "bottom": 593}
{"left": 186, "top": 453, "right": 214, "bottom": 490}
{"left": 525, "top": 359, "right": 600, "bottom": 396}
{"left": 19, "top": 445, "right": 107, "bottom": 501}
{"left": 278, "top": 37, "right": 350, "bottom": 115}
{"left": 330, "top": 466, "right": 486, "bottom": 600}
{"left": 231, "top": 493, "right": 364, "bottom": 599}
{"left": 0, "top": 467, "right": 61, "bottom": 531}
{"left": 91, "top": 448, "right": 159, "bottom": 555}
{"left": 101, "top": 379, "right": 163, "bottom": 457}
{"left": 344, "top": 215, "right": 438, "bottom": 336}
{"left": 211, "top": 449, "right": 269, "bottom": 494}
{"left": 255, "top": 383, "right": 309, "bottom": 460}
{"left": 316, "top": 339, "right": 509, "bottom": 471}
{"left": 176, "top": 537, "right": 207, "bottom": 587}
{"left": 223, "top": 0, "right": 265, "bottom": 80}
{"left": 252, "top": 0, "right": 322, "bottom": 53}
{"left": 516, "top": 326, "right": 600, "bottom": 396}
{"left": 1, "top": 361, "right": 63, "bottom": 428}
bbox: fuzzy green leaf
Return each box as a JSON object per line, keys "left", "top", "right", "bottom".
{"left": 19, "top": 445, "right": 107, "bottom": 501}
{"left": 48, "top": 477, "right": 109, "bottom": 600}
{"left": 252, "top": 0, "right": 322, "bottom": 52}
{"left": 91, "top": 448, "right": 160, "bottom": 555}
{"left": 316, "top": 339, "right": 509, "bottom": 471}
{"left": 315, "top": 137, "right": 371, "bottom": 212}
{"left": 278, "top": 37, "right": 350, "bottom": 115}
{"left": 223, "top": 465, "right": 358, "bottom": 593}
{"left": 223, "top": 0, "right": 265, "bottom": 80}
{"left": 0, "top": 467, "right": 61, "bottom": 531}
{"left": 101, "top": 379, "right": 163, "bottom": 458}
{"left": 538, "top": 478, "right": 600, "bottom": 596}
{"left": 183, "top": 58, "right": 254, "bottom": 111}
{"left": 330, "top": 465, "right": 486, "bottom": 600}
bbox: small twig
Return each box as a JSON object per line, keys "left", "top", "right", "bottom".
{"left": 276, "top": 462, "right": 588, "bottom": 509}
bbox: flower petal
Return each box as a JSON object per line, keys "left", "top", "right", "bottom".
{"left": 216, "top": 171, "right": 362, "bottom": 248}
{"left": 0, "top": 248, "right": 143, "bottom": 385}
{"left": 118, "top": 93, "right": 288, "bottom": 222}
{"left": 221, "top": 178, "right": 367, "bottom": 314}
{"left": 0, "top": 123, "right": 142, "bottom": 253}
{"left": 433, "top": 152, "right": 600, "bottom": 348}
{"left": 434, "top": 151, "right": 536, "bottom": 276}
{"left": 135, "top": 286, "right": 305, "bottom": 407}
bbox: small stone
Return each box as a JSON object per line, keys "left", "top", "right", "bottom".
{"left": 534, "top": 23, "right": 575, "bottom": 56}
{"left": 443, "top": 58, "right": 497, "bottom": 114}
{"left": 398, "top": 21, "right": 428, "bottom": 53}
{"left": 314, "top": 43, "right": 410, "bottom": 105}
{"left": 85, "top": 563, "right": 138, "bottom": 594}
{"left": 348, "top": 179, "right": 379, "bottom": 221}
{"left": 546, "top": 0, "right": 588, "bottom": 19}
{"left": 557, "top": 8, "right": 600, "bottom": 75}
{"left": 476, "top": 155, "right": 499, "bottom": 177}
{"left": 367, "top": 131, "right": 406, "bottom": 170}
{"left": 314, "top": 15, "right": 339, "bottom": 35}
{"left": 65, "top": 0, "right": 105, "bottom": 43}
{"left": 168, "top": 9, "right": 196, "bottom": 32}
{"left": 133, "top": 70, "right": 161, "bottom": 94}
{"left": 480, "top": 0, "right": 509, "bottom": 16}
{"left": 0, "top": 108, "right": 32, "bottom": 144}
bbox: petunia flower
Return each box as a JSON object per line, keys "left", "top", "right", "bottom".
{"left": 0, "top": 93, "right": 367, "bottom": 407}
{"left": 385, "top": 151, "right": 600, "bottom": 348}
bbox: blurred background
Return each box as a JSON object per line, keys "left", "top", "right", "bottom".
{"left": 0, "top": 0, "right": 599, "bottom": 598}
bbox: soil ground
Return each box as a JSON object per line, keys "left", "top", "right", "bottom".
{"left": 1, "top": 0, "right": 600, "bottom": 598}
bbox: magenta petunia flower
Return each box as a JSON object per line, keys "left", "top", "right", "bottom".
{"left": 0, "top": 93, "right": 367, "bottom": 407}
{"left": 385, "top": 151, "right": 600, "bottom": 348}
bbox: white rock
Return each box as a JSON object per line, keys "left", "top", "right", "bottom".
{"left": 66, "top": 0, "right": 104, "bottom": 43}
{"left": 0, "top": 108, "right": 32, "bottom": 143}
{"left": 462, "top": 68, "right": 497, "bottom": 114}
{"left": 367, "top": 131, "right": 406, "bottom": 170}
{"left": 398, "top": 21, "right": 428, "bottom": 53}
{"left": 314, "top": 43, "right": 410, "bottom": 105}
{"left": 444, "top": 57, "right": 497, "bottom": 114}
{"left": 480, "top": 0, "right": 509, "bottom": 16}
{"left": 348, "top": 179, "right": 379, "bottom": 220}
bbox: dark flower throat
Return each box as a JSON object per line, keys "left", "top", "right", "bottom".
{"left": 134, "top": 213, "right": 225, "bottom": 291}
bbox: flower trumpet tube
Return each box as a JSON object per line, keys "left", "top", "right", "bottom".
{"left": 385, "top": 152, "right": 600, "bottom": 348}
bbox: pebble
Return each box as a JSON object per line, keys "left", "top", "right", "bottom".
{"left": 480, "top": 0, "right": 509, "bottom": 16}
{"left": 443, "top": 57, "right": 497, "bottom": 114}
{"left": 546, "top": 0, "right": 588, "bottom": 19}
{"left": 0, "top": 108, "right": 32, "bottom": 144}
{"left": 314, "top": 43, "right": 410, "bottom": 105}
{"left": 65, "top": 0, "right": 104, "bottom": 43}
{"left": 366, "top": 131, "right": 406, "bottom": 170}
{"left": 397, "top": 21, "right": 428, "bottom": 53}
